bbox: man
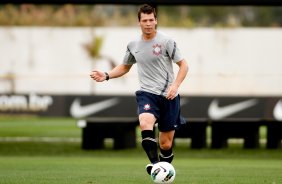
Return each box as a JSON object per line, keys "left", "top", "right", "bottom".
{"left": 90, "top": 4, "right": 188, "bottom": 175}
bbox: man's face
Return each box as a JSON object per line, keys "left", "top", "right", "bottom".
{"left": 139, "top": 13, "right": 157, "bottom": 35}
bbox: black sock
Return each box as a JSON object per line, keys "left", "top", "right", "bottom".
{"left": 159, "top": 148, "right": 174, "bottom": 163}
{"left": 141, "top": 130, "right": 159, "bottom": 164}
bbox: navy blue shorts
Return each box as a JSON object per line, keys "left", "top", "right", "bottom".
{"left": 135, "top": 90, "right": 185, "bottom": 132}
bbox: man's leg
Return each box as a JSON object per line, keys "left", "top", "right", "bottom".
{"left": 159, "top": 130, "right": 175, "bottom": 163}
{"left": 140, "top": 113, "right": 159, "bottom": 164}
{"left": 139, "top": 113, "right": 159, "bottom": 174}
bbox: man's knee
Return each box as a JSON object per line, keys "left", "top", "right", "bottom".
{"left": 159, "top": 141, "right": 173, "bottom": 150}
{"left": 139, "top": 113, "right": 156, "bottom": 130}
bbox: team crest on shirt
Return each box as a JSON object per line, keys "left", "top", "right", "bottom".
{"left": 144, "top": 104, "right": 151, "bottom": 110}
{"left": 152, "top": 44, "right": 162, "bottom": 56}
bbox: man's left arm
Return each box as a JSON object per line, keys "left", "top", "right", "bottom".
{"left": 166, "top": 59, "right": 189, "bottom": 100}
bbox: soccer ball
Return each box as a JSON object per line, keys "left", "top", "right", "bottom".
{"left": 150, "top": 162, "right": 176, "bottom": 184}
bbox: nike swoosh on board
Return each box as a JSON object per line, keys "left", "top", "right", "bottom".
{"left": 70, "top": 98, "right": 120, "bottom": 118}
{"left": 208, "top": 99, "right": 258, "bottom": 120}
{"left": 273, "top": 99, "right": 282, "bottom": 121}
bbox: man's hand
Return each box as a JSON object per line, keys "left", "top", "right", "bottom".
{"left": 166, "top": 84, "right": 178, "bottom": 100}
{"left": 90, "top": 70, "right": 107, "bottom": 82}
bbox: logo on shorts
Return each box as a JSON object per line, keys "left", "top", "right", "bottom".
{"left": 144, "top": 104, "right": 151, "bottom": 111}
{"left": 152, "top": 44, "right": 162, "bottom": 56}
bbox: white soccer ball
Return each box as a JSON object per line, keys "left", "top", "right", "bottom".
{"left": 150, "top": 162, "right": 176, "bottom": 184}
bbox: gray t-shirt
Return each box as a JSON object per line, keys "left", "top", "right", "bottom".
{"left": 123, "top": 31, "right": 183, "bottom": 96}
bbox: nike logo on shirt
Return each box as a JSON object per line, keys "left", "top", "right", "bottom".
{"left": 70, "top": 98, "right": 120, "bottom": 118}
{"left": 208, "top": 99, "right": 258, "bottom": 120}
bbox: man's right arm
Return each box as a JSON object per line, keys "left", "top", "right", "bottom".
{"left": 107, "top": 64, "right": 132, "bottom": 80}
{"left": 90, "top": 64, "right": 132, "bottom": 82}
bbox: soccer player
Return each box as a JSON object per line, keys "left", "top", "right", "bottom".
{"left": 90, "top": 4, "right": 188, "bottom": 175}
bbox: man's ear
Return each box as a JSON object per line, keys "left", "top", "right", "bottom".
{"left": 155, "top": 19, "right": 158, "bottom": 29}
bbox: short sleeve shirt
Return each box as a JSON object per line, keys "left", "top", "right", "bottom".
{"left": 123, "top": 31, "right": 183, "bottom": 97}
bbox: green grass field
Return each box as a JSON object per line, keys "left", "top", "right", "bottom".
{"left": 0, "top": 116, "right": 282, "bottom": 184}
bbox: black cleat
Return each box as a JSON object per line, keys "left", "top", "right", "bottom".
{"left": 146, "top": 163, "right": 153, "bottom": 175}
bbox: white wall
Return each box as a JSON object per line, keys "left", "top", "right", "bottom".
{"left": 0, "top": 27, "right": 282, "bottom": 96}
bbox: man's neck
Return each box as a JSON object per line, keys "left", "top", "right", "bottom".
{"left": 142, "top": 31, "right": 157, "bottom": 41}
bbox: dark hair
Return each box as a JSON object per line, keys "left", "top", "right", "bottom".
{"left": 138, "top": 4, "right": 157, "bottom": 21}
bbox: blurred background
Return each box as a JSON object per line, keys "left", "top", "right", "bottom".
{"left": 0, "top": 3, "right": 282, "bottom": 149}
{"left": 1, "top": 4, "right": 282, "bottom": 96}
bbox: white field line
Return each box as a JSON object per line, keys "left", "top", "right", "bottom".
{"left": 138, "top": 137, "right": 268, "bottom": 144}
{"left": 173, "top": 138, "right": 267, "bottom": 144}
{"left": 1, "top": 137, "right": 269, "bottom": 144}
{"left": 0, "top": 137, "right": 81, "bottom": 143}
